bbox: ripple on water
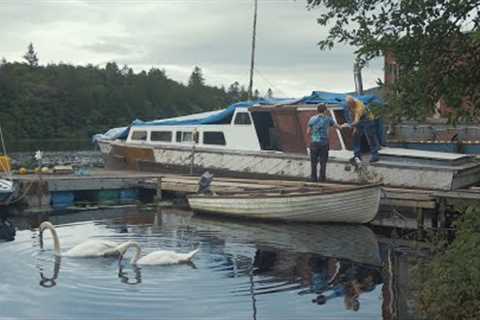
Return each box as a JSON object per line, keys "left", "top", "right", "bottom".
{"left": 1, "top": 210, "right": 386, "bottom": 320}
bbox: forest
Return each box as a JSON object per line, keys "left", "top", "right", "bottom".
{"left": 0, "top": 45, "right": 261, "bottom": 143}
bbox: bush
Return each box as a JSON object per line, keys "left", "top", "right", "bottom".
{"left": 416, "top": 207, "right": 480, "bottom": 319}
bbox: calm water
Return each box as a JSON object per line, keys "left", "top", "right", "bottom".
{"left": 0, "top": 208, "right": 418, "bottom": 320}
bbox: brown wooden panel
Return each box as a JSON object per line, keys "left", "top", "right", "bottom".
{"left": 271, "top": 109, "right": 307, "bottom": 154}
{"left": 112, "top": 144, "right": 155, "bottom": 170}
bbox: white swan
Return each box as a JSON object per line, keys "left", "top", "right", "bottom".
{"left": 39, "top": 221, "right": 129, "bottom": 258}
{"left": 117, "top": 241, "right": 199, "bottom": 265}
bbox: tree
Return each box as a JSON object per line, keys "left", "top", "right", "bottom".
{"left": 306, "top": 0, "right": 480, "bottom": 122}
{"left": 253, "top": 89, "right": 260, "bottom": 99}
{"left": 188, "top": 66, "right": 205, "bottom": 88}
{"left": 266, "top": 88, "right": 273, "bottom": 98}
{"left": 23, "top": 42, "right": 39, "bottom": 67}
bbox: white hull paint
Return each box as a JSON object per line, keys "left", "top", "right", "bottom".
{"left": 188, "top": 185, "right": 381, "bottom": 224}
{"left": 97, "top": 140, "right": 480, "bottom": 190}
{"left": 192, "top": 216, "right": 382, "bottom": 266}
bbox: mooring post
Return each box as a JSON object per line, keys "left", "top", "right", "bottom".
{"left": 438, "top": 198, "right": 447, "bottom": 229}
{"left": 37, "top": 177, "right": 42, "bottom": 208}
{"left": 190, "top": 129, "right": 198, "bottom": 175}
{"left": 416, "top": 207, "right": 424, "bottom": 239}
{"left": 155, "top": 177, "right": 162, "bottom": 203}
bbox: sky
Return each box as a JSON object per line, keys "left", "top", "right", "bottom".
{"left": 0, "top": 0, "right": 384, "bottom": 98}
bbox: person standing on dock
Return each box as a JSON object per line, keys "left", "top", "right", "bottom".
{"left": 342, "top": 96, "right": 380, "bottom": 163}
{"left": 307, "top": 104, "right": 342, "bottom": 182}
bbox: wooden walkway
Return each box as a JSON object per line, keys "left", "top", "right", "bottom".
{"left": 8, "top": 168, "right": 480, "bottom": 229}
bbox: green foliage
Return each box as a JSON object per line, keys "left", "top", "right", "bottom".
{"left": 23, "top": 43, "right": 39, "bottom": 67}
{"left": 0, "top": 61, "right": 248, "bottom": 142}
{"left": 306, "top": 0, "right": 480, "bottom": 122}
{"left": 415, "top": 207, "right": 480, "bottom": 320}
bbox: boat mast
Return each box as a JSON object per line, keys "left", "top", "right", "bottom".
{"left": 247, "top": 0, "right": 258, "bottom": 100}
{"left": 353, "top": 58, "right": 364, "bottom": 95}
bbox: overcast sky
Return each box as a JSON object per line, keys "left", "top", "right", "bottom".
{"left": 0, "top": 0, "right": 383, "bottom": 98}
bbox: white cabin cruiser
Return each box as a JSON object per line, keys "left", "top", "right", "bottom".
{"left": 94, "top": 92, "right": 480, "bottom": 190}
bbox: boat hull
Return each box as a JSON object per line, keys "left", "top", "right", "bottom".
{"left": 97, "top": 139, "right": 480, "bottom": 190}
{"left": 187, "top": 185, "right": 381, "bottom": 224}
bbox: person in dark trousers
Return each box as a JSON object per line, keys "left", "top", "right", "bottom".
{"left": 307, "top": 104, "right": 342, "bottom": 182}
{"left": 342, "top": 96, "right": 380, "bottom": 163}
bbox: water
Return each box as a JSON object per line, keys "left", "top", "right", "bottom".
{"left": 1, "top": 208, "right": 419, "bottom": 319}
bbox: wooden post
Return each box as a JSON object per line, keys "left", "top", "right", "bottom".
{"left": 37, "top": 174, "right": 43, "bottom": 208}
{"left": 190, "top": 129, "right": 198, "bottom": 175}
{"left": 190, "top": 144, "right": 196, "bottom": 175}
{"left": 155, "top": 177, "right": 162, "bottom": 202}
{"left": 438, "top": 198, "right": 447, "bottom": 229}
{"left": 416, "top": 207, "right": 424, "bottom": 240}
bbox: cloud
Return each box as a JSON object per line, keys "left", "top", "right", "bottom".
{"left": 0, "top": 0, "right": 383, "bottom": 97}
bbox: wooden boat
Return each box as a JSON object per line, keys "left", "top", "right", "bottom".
{"left": 95, "top": 93, "right": 480, "bottom": 190}
{"left": 187, "top": 184, "right": 381, "bottom": 224}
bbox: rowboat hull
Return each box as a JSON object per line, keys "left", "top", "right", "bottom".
{"left": 187, "top": 185, "right": 381, "bottom": 224}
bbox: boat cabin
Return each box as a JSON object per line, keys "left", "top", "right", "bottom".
{"left": 126, "top": 104, "right": 358, "bottom": 155}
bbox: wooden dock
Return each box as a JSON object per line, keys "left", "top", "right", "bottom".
{"left": 6, "top": 169, "right": 480, "bottom": 230}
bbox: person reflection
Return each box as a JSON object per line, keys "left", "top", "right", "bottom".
{"left": 310, "top": 259, "right": 382, "bottom": 312}
{"left": 38, "top": 256, "right": 62, "bottom": 288}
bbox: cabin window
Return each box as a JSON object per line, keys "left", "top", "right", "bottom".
{"left": 234, "top": 112, "right": 251, "bottom": 125}
{"left": 131, "top": 130, "right": 147, "bottom": 141}
{"left": 151, "top": 131, "right": 172, "bottom": 142}
{"left": 176, "top": 131, "right": 193, "bottom": 143}
{"left": 203, "top": 132, "right": 226, "bottom": 146}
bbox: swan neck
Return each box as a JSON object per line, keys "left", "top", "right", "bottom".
{"left": 40, "top": 222, "right": 61, "bottom": 256}
{"left": 129, "top": 242, "right": 142, "bottom": 264}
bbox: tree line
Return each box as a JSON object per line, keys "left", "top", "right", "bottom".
{"left": 0, "top": 44, "right": 266, "bottom": 142}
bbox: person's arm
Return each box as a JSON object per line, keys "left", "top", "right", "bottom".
{"left": 330, "top": 118, "right": 342, "bottom": 130}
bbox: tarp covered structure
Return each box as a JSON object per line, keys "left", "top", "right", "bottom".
{"left": 92, "top": 91, "right": 383, "bottom": 142}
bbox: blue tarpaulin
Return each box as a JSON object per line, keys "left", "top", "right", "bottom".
{"left": 293, "top": 91, "right": 382, "bottom": 107}
{"left": 132, "top": 97, "right": 298, "bottom": 127}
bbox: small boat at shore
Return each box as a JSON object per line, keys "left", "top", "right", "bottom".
{"left": 187, "top": 184, "right": 381, "bottom": 224}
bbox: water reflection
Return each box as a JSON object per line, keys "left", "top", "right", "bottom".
{"left": 37, "top": 256, "right": 62, "bottom": 288}
{"left": 118, "top": 264, "right": 142, "bottom": 285}
{"left": 4, "top": 208, "right": 422, "bottom": 319}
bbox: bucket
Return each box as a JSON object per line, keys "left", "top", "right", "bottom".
{"left": 119, "top": 189, "right": 139, "bottom": 204}
{"left": 51, "top": 192, "right": 75, "bottom": 209}
{"left": 0, "top": 156, "right": 11, "bottom": 173}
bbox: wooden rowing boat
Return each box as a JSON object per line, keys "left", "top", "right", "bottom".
{"left": 187, "top": 184, "right": 381, "bottom": 224}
